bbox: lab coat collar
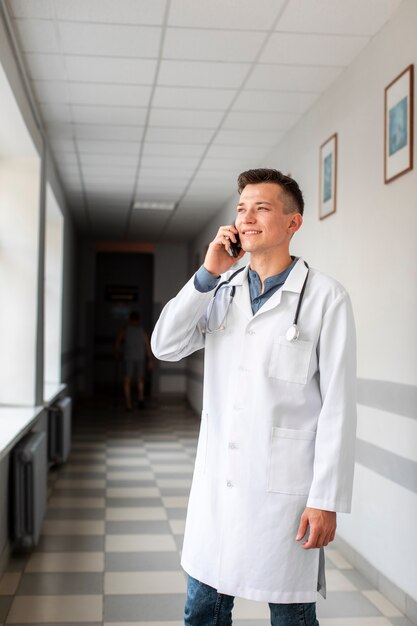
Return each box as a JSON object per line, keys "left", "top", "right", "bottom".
{"left": 230, "top": 257, "right": 308, "bottom": 320}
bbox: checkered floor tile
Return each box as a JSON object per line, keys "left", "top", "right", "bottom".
{"left": 0, "top": 398, "right": 412, "bottom": 625}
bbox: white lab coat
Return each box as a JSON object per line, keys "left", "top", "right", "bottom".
{"left": 151, "top": 258, "right": 357, "bottom": 603}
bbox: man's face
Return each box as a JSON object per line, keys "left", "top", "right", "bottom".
{"left": 235, "top": 182, "right": 300, "bottom": 255}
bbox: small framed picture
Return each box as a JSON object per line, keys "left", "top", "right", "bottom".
{"left": 319, "top": 133, "right": 337, "bottom": 220}
{"left": 384, "top": 64, "right": 414, "bottom": 184}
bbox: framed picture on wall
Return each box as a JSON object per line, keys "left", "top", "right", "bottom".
{"left": 319, "top": 133, "right": 337, "bottom": 220}
{"left": 384, "top": 64, "right": 414, "bottom": 183}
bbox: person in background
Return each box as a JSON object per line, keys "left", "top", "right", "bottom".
{"left": 115, "top": 311, "right": 152, "bottom": 410}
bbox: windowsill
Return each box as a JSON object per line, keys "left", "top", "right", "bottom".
{"left": 0, "top": 406, "right": 44, "bottom": 462}
{"left": 43, "top": 382, "right": 67, "bottom": 406}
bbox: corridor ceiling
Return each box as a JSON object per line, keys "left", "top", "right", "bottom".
{"left": 4, "top": 0, "right": 402, "bottom": 241}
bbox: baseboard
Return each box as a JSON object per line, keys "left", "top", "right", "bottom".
{"left": 334, "top": 535, "right": 417, "bottom": 625}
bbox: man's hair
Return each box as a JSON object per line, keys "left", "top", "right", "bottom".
{"left": 237, "top": 168, "right": 304, "bottom": 216}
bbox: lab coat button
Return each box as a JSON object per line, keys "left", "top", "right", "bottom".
{"left": 226, "top": 480, "right": 233, "bottom": 487}
{"left": 228, "top": 442, "right": 237, "bottom": 449}
{"left": 247, "top": 330, "right": 255, "bottom": 335}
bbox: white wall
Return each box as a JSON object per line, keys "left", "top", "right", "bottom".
{"left": 189, "top": 0, "right": 417, "bottom": 608}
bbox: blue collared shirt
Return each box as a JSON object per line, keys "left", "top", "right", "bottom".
{"left": 194, "top": 257, "right": 298, "bottom": 314}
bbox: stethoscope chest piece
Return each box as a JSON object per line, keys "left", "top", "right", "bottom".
{"left": 285, "top": 324, "right": 299, "bottom": 342}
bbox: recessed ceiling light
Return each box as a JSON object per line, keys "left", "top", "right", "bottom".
{"left": 133, "top": 200, "right": 176, "bottom": 211}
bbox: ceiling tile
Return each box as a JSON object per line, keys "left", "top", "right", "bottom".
{"left": 223, "top": 111, "right": 299, "bottom": 132}
{"left": 138, "top": 167, "right": 193, "bottom": 180}
{"left": 8, "top": 0, "right": 54, "bottom": 19}
{"left": 158, "top": 60, "right": 250, "bottom": 89}
{"left": 168, "top": 0, "right": 287, "bottom": 30}
{"left": 33, "top": 80, "right": 153, "bottom": 106}
{"left": 149, "top": 108, "right": 224, "bottom": 129}
{"left": 260, "top": 32, "right": 369, "bottom": 66}
{"left": 58, "top": 22, "right": 161, "bottom": 58}
{"left": 65, "top": 56, "right": 158, "bottom": 85}
{"left": 245, "top": 64, "right": 342, "bottom": 93}
{"left": 24, "top": 53, "right": 65, "bottom": 80}
{"left": 75, "top": 124, "right": 144, "bottom": 141}
{"left": 213, "top": 129, "right": 283, "bottom": 147}
{"left": 233, "top": 89, "right": 320, "bottom": 113}
{"left": 145, "top": 127, "right": 214, "bottom": 144}
{"left": 141, "top": 155, "right": 200, "bottom": 169}
{"left": 80, "top": 153, "right": 139, "bottom": 166}
{"left": 277, "top": 0, "right": 403, "bottom": 36}
{"left": 143, "top": 143, "right": 206, "bottom": 157}
{"left": 54, "top": 0, "right": 167, "bottom": 25}
{"left": 13, "top": 19, "right": 60, "bottom": 53}
{"left": 40, "top": 102, "right": 72, "bottom": 123}
{"left": 163, "top": 28, "right": 266, "bottom": 63}
{"left": 76, "top": 140, "right": 141, "bottom": 155}
{"left": 205, "top": 145, "right": 268, "bottom": 160}
{"left": 72, "top": 105, "right": 148, "bottom": 126}
{"left": 153, "top": 86, "right": 235, "bottom": 110}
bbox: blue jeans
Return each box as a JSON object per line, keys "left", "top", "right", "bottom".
{"left": 184, "top": 575, "right": 319, "bottom": 626}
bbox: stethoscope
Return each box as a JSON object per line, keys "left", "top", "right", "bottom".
{"left": 205, "top": 261, "right": 310, "bottom": 341}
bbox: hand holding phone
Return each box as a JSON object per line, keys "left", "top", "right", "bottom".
{"left": 228, "top": 223, "right": 241, "bottom": 258}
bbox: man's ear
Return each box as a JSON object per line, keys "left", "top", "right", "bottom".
{"left": 288, "top": 212, "right": 303, "bottom": 235}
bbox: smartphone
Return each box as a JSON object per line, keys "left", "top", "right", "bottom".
{"left": 229, "top": 223, "right": 241, "bottom": 258}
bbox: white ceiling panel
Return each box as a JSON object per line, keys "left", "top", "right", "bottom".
{"left": 223, "top": 111, "right": 300, "bottom": 132}
{"left": 75, "top": 125, "right": 144, "bottom": 141}
{"left": 168, "top": 0, "right": 287, "bottom": 30}
{"left": 153, "top": 86, "right": 235, "bottom": 110}
{"left": 141, "top": 155, "right": 200, "bottom": 169}
{"left": 260, "top": 33, "right": 369, "bottom": 67}
{"left": 205, "top": 145, "right": 268, "bottom": 160}
{"left": 148, "top": 108, "right": 224, "bottom": 129}
{"left": 48, "top": 138, "right": 76, "bottom": 152}
{"left": 77, "top": 140, "right": 141, "bottom": 155}
{"left": 79, "top": 153, "right": 139, "bottom": 166}
{"left": 245, "top": 64, "right": 343, "bottom": 93}
{"left": 24, "top": 53, "right": 65, "bottom": 80}
{"left": 46, "top": 123, "right": 144, "bottom": 142}
{"left": 58, "top": 23, "right": 161, "bottom": 58}
{"left": 65, "top": 56, "right": 158, "bottom": 85}
{"left": 142, "top": 143, "right": 206, "bottom": 157}
{"left": 138, "top": 167, "right": 194, "bottom": 180}
{"left": 54, "top": 0, "right": 167, "bottom": 25}
{"left": 163, "top": 28, "right": 266, "bottom": 63}
{"left": 233, "top": 89, "right": 320, "bottom": 114}
{"left": 8, "top": 0, "right": 54, "bottom": 19}
{"left": 157, "top": 60, "right": 250, "bottom": 89}
{"left": 33, "top": 80, "right": 153, "bottom": 106}
{"left": 13, "top": 19, "right": 60, "bottom": 53}
{"left": 277, "top": 0, "right": 403, "bottom": 36}
{"left": 68, "top": 83, "right": 152, "bottom": 107}
{"left": 213, "top": 129, "right": 283, "bottom": 147}
{"left": 71, "top": 105, "right": 148, "bottom": 126}
{"left": 40, "top": 102, "right": 72, "bottom": 123}
{"left": 51, "top": 151, "right": 78, "bottom": 165}
{"left": 145, "top": 127, "right": 214, "bottom": 144}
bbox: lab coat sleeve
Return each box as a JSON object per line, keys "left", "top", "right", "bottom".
{"left": 306, "top": 291, "right": 357, "bottom": 513}
{"left": 151, "top": 274, "right": 213, "bottom": 362}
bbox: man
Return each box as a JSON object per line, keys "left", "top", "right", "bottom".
{"left": 151, "top": 169, "right": 357, "bottom": 626}
{"left": 115, "top": 311, "right": 152, "bottom": 410}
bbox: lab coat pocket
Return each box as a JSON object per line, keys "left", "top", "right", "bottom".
{"left": 267, "top": 426, "right": 315, "bottom": 495}
{"left": 268, "top": 336, "right": 313, "bottom": 384}
{"left": 194, "top": 411, "right": 208, "bottom": 473}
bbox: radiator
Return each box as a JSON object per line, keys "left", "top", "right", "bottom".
{"left": 12, "top": 431, "right": 47, "bottom": 549}
{"left": 48, "top": 396, "right": 72, "bottom": 464}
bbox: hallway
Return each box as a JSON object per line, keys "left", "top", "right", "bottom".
{"left": 0, "top": 399, "right": 411, "bottom": 626}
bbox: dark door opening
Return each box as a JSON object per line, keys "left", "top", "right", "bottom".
{"left": 94, "top": 252, "right": 154, "bottom": 403}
